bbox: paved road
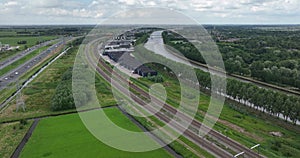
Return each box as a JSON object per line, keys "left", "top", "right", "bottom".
{"left": 0, "top": 40, "right": 57, "bottom": 70}
{"left": 0, "top": 40, "right": 65, "bottom": 90}
{"left": 0, "top": 47, "right": 71, "bottom": 111}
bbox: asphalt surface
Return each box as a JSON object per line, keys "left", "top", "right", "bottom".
{"left": 0, "top": 40, "right": 56, "bottom": 70}
{"left": 0, "top": 47, "right": 71, "bottom": 111}
{"left": 0, "top": 40, "right": 65, "bottom": 90}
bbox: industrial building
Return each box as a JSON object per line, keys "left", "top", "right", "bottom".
{"left": 102, "top": 31, "right": 157, "bottom": 77}
{"left": 134, "top": 65, "right": 158, "bottom": 77}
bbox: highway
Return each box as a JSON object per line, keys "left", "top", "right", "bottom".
{"left": 0, "top": 40, "right": 66, "bottom": 90}
{"left": 0, "top": 39, "right": 57, "bottom": 70}
{"left": 85, "top": 38, "right": 263, "bottom": 158}
{"left": 0, "top": 47, "right": 71, "bottom": 111}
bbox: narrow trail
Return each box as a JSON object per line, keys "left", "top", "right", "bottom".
{"left": 10, "top": 118, "right": 40, "bottom": 158}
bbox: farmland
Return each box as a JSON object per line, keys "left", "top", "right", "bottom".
{"left": 19, "top": 108, "right": 172, "bottom": 158}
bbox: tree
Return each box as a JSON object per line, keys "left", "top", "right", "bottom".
{"left": 290, "top": 100, "right": 299, "bottom": 124}
{"left": 283, "top": 98, "right": 293, "bottom": 121}
{"left": 265, "top": 91, "right": 275, "bottom": 114}
{"left": 51, "top": 81, "right": 74, "bottom": 111}
{"left": 273, "top": 93, "right": 284, "bottom": 117}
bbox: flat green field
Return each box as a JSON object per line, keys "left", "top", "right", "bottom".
{"left": 0, "top": 36, "right": 57, "bottom": 47}
{"left": 0, "top": 36, "right": 58, "bottom": 63}
{"left": 19, "top": 108, "right": 173, "bottom": 158}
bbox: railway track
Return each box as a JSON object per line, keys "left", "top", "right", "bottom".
{"left": 84, "top": 40, "right": 232, "bottom": 158}
{"left": 97, "top": 57, "right": 261, "bottom": 158}
{"left": 87, "top": 37, "right": 263, "bottom": 158}
{"left": 89, "top": 39, "right": 263, "bottom": 158}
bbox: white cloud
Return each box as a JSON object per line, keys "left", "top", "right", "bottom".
{"left": 3, "top": 1, "right": 19, "bottom": 7}
{"left": 0, "top": 0, "right": 299, "bottom": 24}
{"left": 31, "top": 0, "right": 61, "bottom": 8}
{"left": 118, "top": 0, "right": 139, "bottom": 5}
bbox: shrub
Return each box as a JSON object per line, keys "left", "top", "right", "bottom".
{"left": 20, "top": 119, "right": 28, "bottom": 125}
{"left": 147, "top": 74, "right": 164, "bottom": 83}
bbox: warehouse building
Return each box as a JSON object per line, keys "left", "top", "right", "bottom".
{"left": 134, "top": 65, "right": 158, "bottom": 77}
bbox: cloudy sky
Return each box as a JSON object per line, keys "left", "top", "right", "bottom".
{"left": 0, "top": 0, "right": 299, "bottom": 25}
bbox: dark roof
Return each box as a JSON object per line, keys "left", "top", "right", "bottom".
{"left": 118, "top": 53, "right": 141, "bottom": 69}
{"left": 135, "top": 65, "right": 156, "bottom": 73}
{"left": 104, "top": 51, "right": 157, "bottom": 77}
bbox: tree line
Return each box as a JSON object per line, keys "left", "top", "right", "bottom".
{"left": 197, "top": 69, "right": 300, "bottom": 124}
{"left": 163, "top": 28, "right": 300, "bottom": 89}
{"left": 135, "top": 44, "right": 300, "bottom": 125}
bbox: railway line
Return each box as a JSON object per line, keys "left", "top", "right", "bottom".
{"left": 84, "top": 38, "right": 263, "bottom": 158}
{"left": 84, "top": 40, "right": 232, "bottom": 158}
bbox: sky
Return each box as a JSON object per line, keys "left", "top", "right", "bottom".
{"left": 0, "top": 0, "right": 300, "bottom": 25}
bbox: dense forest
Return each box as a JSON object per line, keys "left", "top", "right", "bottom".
{"left": 162, "top": 26, "right": 300, "bottom": 90}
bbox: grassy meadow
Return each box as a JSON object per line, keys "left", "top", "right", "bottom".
{"left": 19, "top": 108, "right": 172, "bottom": 158}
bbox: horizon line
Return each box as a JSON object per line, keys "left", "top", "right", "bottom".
{"left": 0, "top": 23, "right": 300, "bottom": 26}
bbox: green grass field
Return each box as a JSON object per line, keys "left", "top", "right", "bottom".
{"left": 0, "top": 31, "right": 17, "bottom": 37}
{"left": 0, "top": 36, "right": 57, "bottom": 63}
{"left": 19, "top": 108, "right": 172, "bottom": 158}
{"left": 0, "top": 120, "right": 32, "bottom": 158}
{"left": 0, "top": 36, "right": 57, "bottom": 48}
